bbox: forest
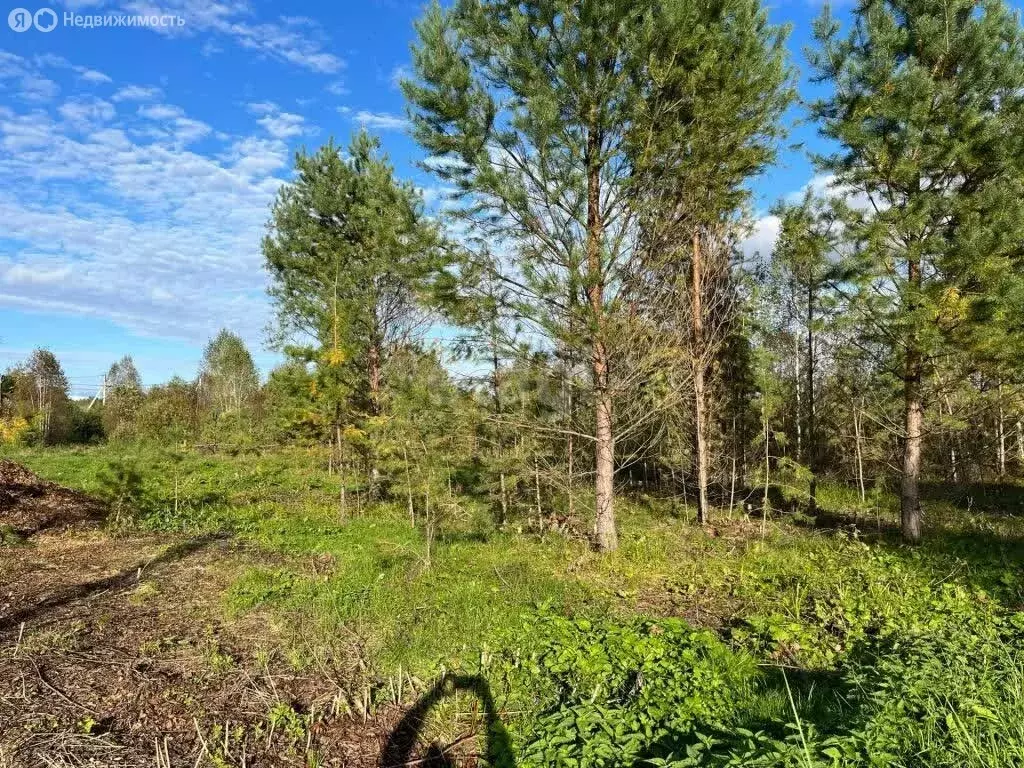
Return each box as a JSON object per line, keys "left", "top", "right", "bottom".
{"left": 3, "top": 0, "right": 1024, "bottom": 765}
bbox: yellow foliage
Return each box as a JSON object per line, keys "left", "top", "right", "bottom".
{"left": 0, "top": 416, "right": 30, "bottom": 445}
{"left": 320, "top": 348, "right": 346, "bottom": 366}
{"left": 936, "top": 286, "right": 968, "bottom": 327}
{"left": 342, "top": 424, "right": 366, "bottom": 441}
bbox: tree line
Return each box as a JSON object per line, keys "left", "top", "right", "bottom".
{"left": 5, "top": 0, "right": 1024, "bottom": 550}
{"left": 0, "top": 331, "right": 262, "bottom": 446}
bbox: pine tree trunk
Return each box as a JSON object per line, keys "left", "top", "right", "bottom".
{"left": 565, "top": 339, "right": 576, "bottom": 522}
{"left": 901, "top": 343, "right": 924, "bottom": 544}
{"left": 337, "top": 424, "right": 347, "bottom": 519}
{"left": 944, "top": 395, "right": 960, "bottom": 483}
{"left": 806, "top": 279, "right": 817, "bottom": 515}
{"left": 794, "top": 326, "right": 802, "bottom": 462}
{"left": 594, "top": 387, "right": 616, "bottom": 550}
{"left": 587, "top": 123, "right": 617, "bottom": 553}
{"left": 762, "top": 393, "right": 770, "bottom": 537}
{"left": 853, "top": 400, "right": 866, "bottom": 504}
{"left": 691, "top": 233, "right": 710, "bottom": 525}
{"left": 499, "top": 472, "right": 508, "bottom": 525}
{"left": 403, "top": 442, "right": 414, "bottom": 527}
{"left": 534, "top": 454, "right": 543, "bottom": 530}
{"left": 729, "top": 415, "right": 737, "bottom": 518}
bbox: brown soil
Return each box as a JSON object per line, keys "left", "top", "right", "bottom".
{"left": 0, "top": 462, "right": 480, "bottom": 768}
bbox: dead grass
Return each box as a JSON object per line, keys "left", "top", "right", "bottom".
{"left": 0, "top": 461, "right": 437, "bottom": 768}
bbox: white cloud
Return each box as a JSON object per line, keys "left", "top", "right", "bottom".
{"left": 739, "top": 214, "right": 782, "bottom": 262}
{"left": 0, "top": 70, "right": 293, "bottom": 346}
{"left": 3, "top": 261, "right": 72, "bottom": 285}
{"left": 353, "top": 110, "right": 408, "bottom": 131}
{"left": 133, "top": 103, "right": 210, "bottom": 144}
{"left": 258, "top": 111, "right": 306, "bottom": 139}
{"left": 78, "top": 68, "right": 112, "bottom": 84}
{"left": 247, "top": 101, "right": 308, "bottom": 139}
{"left": 247, "top": 100, "right": 279, "bottom": 115}
{"left": 390, "top": 64, "right": 411, "bottom": 89}
{"left": 0, "top": 52, "right": 59, "bottom": 103}
{"left": 171, "top": 117, "right": 212, "bottom": 144}
{"left": 418, "top": 185, "right": 458, "bottom": 211}
{"left": 138, "top": 103, "right": 185, "bottom": 121}
{"left": 29, "top": 54, "right": 112, "bottom": 86}
{"left": 120, "top": 0, "right": 344, "bottom": 73}
{"left": 59, "top": 97, "right": 116, "bottom": 127}
{"left": 112, "top": 85, "right": 163, "bottom": 102}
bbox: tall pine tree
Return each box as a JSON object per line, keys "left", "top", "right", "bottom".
{"left": 404, "top": 0, "right": 789, "bottom": 548}
{"left": 811, "top": 0, "right": 1024, "bottom": 541}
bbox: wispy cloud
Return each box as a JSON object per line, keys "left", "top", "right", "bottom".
{"left": 112, "top": 85, "right": 163, "bottom": 102}
{"left": 353, "top": 110, "right": 409, "bottom": 131}
{"left": 138, "top": 103, "right": 185, "bottom": 120}
{"left": 258, "top": 112, "right": 307, "bottom": 139}
{"left": 389, "top": 64, "right": 411, "bottom": 89}
{"left": 0, "top": 57, "right": 297, "bottom": 347}
{"left": 0, "top": 51, "right": 60, "bottom": 103}
{"left": 248, "top": 101, "right": 309, "bottom": 139}
{"left": 32, "top": 54, "right": 112, "bottom": 84}
{"left": 59, "top": 96, "right": 116, "bottom": 126}
{"left": 121, "top": 0, "right": 345, "bottom": 73}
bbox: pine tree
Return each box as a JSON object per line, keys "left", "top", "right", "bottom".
{"left": 627, "top": 0, "right": 793, "bottom": 523}
{"left": 404, "top": 0, "right": 657, "bottom": 551}
{"left": 263, "top": 131, "right": 444, "bottom": 484}
{"left": 404, "top": 0, "right": 788, "bottom": 547}
{"left": 811, "top": 0, "right": 1024, "bottom": 541}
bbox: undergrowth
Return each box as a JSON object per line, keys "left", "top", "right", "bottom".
{"left": 7, "top": 443, "right": 1024, "bottom": 766}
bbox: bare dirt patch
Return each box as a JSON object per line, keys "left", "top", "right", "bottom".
{"left": 0, "top": 462, "right": 477, "bottom": 767}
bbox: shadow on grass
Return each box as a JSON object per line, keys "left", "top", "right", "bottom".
{"left": 794, "top": 484, "right": 1024, "bottom": 607}
{"left": 0, "top": 533, "right": 228, "bottom": 633}
{"left": 920, "top": 480, "right": 1024, "bottom": 516}
{"left": 379, "top": 667, "right": 856, "bottom": 768}
{"left": 380, "top": 674, "right": 515, "bottom": 768}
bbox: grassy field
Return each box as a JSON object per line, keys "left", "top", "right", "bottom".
{"left": 4, "top": 443, "right": 1024, "bottom": 766}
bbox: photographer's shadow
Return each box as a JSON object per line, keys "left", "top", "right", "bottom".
{"left": 379, "top": 674, "right": 515, "bottom": 768}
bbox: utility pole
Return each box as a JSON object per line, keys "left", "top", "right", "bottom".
{"left": 87, "top": 375, "right": 107, "bottom": 411}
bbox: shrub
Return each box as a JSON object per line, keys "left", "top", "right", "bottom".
{"left": 507, "top": 611, "right": 757, "bottom": 767}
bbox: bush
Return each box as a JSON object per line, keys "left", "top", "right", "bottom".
{"left": 507, "top": 611, "right": 757, "bottom": 767}
{"left": 68, "top": 408, "right": 105, "bottom": 444}
{"left": 0, "top": 416, "right": 31, "bottom": 445}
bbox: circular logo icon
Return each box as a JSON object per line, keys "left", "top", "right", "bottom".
{"left": 8, "top": 8, "right": 33, "bottom": 31}
{"left": 34, "top": 7, "right": 58, "bottom": 32}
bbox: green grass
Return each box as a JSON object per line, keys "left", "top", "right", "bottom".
{"left": 6, "top": 442, "right": 1024, "bottom": 766}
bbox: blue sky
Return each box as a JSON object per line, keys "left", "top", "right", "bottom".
{"left": 0, "top": 0, "right": 841, "bottom": 396}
